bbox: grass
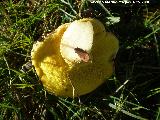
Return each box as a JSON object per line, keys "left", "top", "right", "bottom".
{"left": 0, "top": 0, "right": 160, "bottom": 119}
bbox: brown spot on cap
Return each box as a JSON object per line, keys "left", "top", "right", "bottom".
{"left": 74, "top": 48, "right": 90, "bottom": 62}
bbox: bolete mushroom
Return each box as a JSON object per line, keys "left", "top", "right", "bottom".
{"left": 31, "top": 18, "right": 119, "bottom": 97}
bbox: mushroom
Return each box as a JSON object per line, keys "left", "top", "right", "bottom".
{"left": 31, "top": 18, "right": 119, "bottom": 97}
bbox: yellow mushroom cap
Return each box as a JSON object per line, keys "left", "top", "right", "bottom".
{"left": 31, "top": 18, "right": 119, "bottom": 97}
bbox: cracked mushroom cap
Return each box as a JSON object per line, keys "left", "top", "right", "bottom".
{"left": 31, "top": 18, "right": 119, "bottom": 97}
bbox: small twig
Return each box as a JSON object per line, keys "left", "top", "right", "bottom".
{"left": 115, "top": 80, "right": 129, "bottom": 93}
